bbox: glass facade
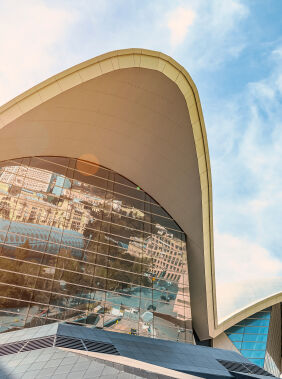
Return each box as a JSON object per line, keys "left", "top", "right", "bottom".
{"left": 0, "top": 156, "right": 192, "bottom": 343}
{"left": 225, "top": 308, "right": 271, "bottom": 368}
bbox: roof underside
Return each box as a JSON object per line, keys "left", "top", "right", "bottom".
{"left": 0, "top": 49, "right": 215, "bottom": 339}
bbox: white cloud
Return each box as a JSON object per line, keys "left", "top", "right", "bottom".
{"left": 0, "top": 0, "right": 250, "bottom": 107}
{"left": 66, "top": 0, "right": 249, "bottom": 73}
{"left": 215, "top": 231, "right": 282, "bottom": 283}
{"left": 0, "top": 0, "right": 280, "bottom": 319}
{"left": 0, "top": 0, "right": 77, "bottom": 105}
{"left": 172, "top": 0, "right": 249, "bottom": 71}
{"left": 237, "top": 49, "right": 282, "bottom": 230}
{"left": 215, "top": 231, "right": 282, "bottom": 320}
{"left": 217, "top": 278, "right": 282, "bottom": 321}
{"left": 167, "top": 7, "right": 196, "bottom": 47}
{"left": 210, "top": 43, "right": 282, "bottom": 318}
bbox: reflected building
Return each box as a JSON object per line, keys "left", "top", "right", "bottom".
{"left": 0, "top": 156, "right": 192, "bottom": 343}
{"left": 0, "top": 49, "right": 280, "bottom": 378}
{"left": 146, "top": 228, "right": 187, "bottom": 283}
{"left": 0, "top": 165, "right": 52, "bottom": 193}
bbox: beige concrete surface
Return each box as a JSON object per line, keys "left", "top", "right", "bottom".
{"left": 0, "top": 49, "right": 215, "bottom": 339}
{"left": 1, "top": 48, "right": 280, "bottom": 340}
{"left": 212, "top": 332, "right": 240, "bottom": 353}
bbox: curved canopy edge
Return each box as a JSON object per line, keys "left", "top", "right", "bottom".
{"left": 217, "top": 292, "right": 282, "bottom": 336}
{"left": 0, "top": 48, "right": 216, "bottom": 338}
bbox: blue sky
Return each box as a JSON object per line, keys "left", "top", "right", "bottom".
{"left": 0, "top": 0, "right": 281, "bottom": 320}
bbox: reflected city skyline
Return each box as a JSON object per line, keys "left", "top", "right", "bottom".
{"left": 0, "top": 156, "right": 192, "bottom": 343}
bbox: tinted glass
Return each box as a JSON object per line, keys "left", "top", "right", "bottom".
{"left": 225, "top": 308, "right": 272, "bottom": 368}
{"left": 0, "top": 156, "right": 192, "bottom": 343}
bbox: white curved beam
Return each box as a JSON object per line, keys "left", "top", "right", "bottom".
{"left": 0, "top": 48, "right": 215, "bottom": 338}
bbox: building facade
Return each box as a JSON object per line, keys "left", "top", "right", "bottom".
{"left": 0, "top": 49, "right": 280, "bottom": 378}
{"left": 0, "top": 156, "right": 192, "bottom": 343}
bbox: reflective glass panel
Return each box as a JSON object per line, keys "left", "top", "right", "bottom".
{"left": 225, "top": 308, "right": 272, "bottom": 368}
{"left": 0, "top": 157, "right": 191, "bottom": 342}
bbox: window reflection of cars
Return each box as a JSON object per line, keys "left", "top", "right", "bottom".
{"left": 160, "top": 295, "right": 170, "bottom": 302}
{"left": 104, "top": 317, "right": 121, "bottom": 328}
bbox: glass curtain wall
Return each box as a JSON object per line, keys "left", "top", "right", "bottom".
{"left": 0, "top": 156, "right": 192, "bottom": 343}
{"left": 225, "top": 308, "right": 271, "bottom": 368}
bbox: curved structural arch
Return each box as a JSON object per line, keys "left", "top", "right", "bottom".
{"left": 0, "top": 48, "right": 215, "bottom": 339}
{"left": 215, "top": 293, "right": 281, "bottom": 375}
{"left": 217, "top": 291, "right": 282, "bottom": 335}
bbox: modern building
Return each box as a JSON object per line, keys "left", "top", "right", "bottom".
{"left": 213, "top": 294, "right": 281, "bottom": 377}
{"left": 0, "top": 49, "right": 280, "bottom": 378}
